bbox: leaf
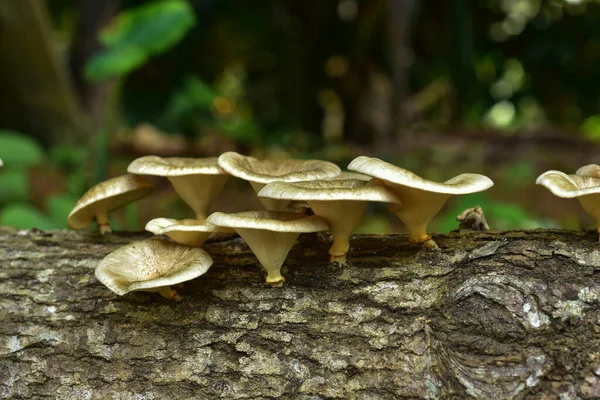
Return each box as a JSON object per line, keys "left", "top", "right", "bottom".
{"left": 85, "top": 0, "right": 197, "bottom": 81}
{"left": 46, "top": 193, "right": 78, "bottom": 229}
{"left": 0, "top": 169, "right": 29, "bottom": 203}
{"left": 0, "top": 204, "right": 54, "bottom": 230}
{"left": 0, "top": 130, "right": 44, "bottom": 167}
{"left": 85, "top": 46, "right": 147, "bottom": 81}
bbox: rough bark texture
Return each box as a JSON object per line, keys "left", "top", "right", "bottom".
{"left": 2, "top": 227, "right": 600, "bottom": 399}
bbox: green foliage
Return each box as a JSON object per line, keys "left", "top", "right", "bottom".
{"left": 0, "top": 204, "right": 54, "bottom": 230}
{"left": 0, "top": 130, "right": 44, "bottom": 167}
{"left": 0, "top": 170, "right": 29, "bottom": 203}
{"left": 85, "top": 0, "right": 197, "bottom": 81}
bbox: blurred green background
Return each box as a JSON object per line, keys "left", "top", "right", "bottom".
{"left": 0, "top": 0, "right": 598, "bottom": 233}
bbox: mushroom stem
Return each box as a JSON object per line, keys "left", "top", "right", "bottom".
{"left": 156, "top": 287, "right": 182, "bottom": 301}
{"left": 168, "top": 175, "right": 228, "bottom": 218}
{"left": 96, "top": 213, "right": 112, "bottom": 236}
{"left": 236, "top": 228, "right": 300, "bottom": 286}
{"left": 250, "top": 182, "right": 291, "bottom": 211}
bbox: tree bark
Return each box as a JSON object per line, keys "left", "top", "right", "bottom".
{"left": 2, "top": 227, "right": 600, "bottom": 399}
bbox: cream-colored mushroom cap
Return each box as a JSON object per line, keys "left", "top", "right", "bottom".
{"left": 68, "top": 174, "right": 153, "bottom": 234}
{"left": 217, "top": 151, "right": 341, "bottom": 210}
{"left": 145, "top": 217, "right": 234, "bottom": 247}
{"left": 95, "top": 239, "right": 213, "bottom": 300}
{"left": 348, "top": 156, "right": 494, "bottom": 194}
{"left": 207, "top": 210, "right": 328, "bottom": 286}
{"left": 536, "top": 168, "right": 600, "bottom": 198}
{"left": 327, "top": 171, "right": 372, "bottom": 181}
{"left": 127, "top": 155, "right": 228, "bottom": 218}
{"left": 258, "top": 179, "right": 401, "bottom": 262}
{"left": 348, "top": 156, "right": 494, "bottom": 247}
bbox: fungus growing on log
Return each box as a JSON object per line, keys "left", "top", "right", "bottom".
{"left": 207, "top": 210, "right": 328, "bottom": 286}
{"left": 127, "top": 155, "right": 228, "bottom": 219}
{"left": 95, "top": 239, "right": 213, "bottom": 301}
{"left": 258, "top": 179, "right": 401, "bottom": 263}
{"left": 217, "top": 151, "right": 341, "bottom": 210}
{"left": 68, "top": 174, "right": 154, "bottom": 235}
{"left": 348, "top": 156, "right": 494, "bottom": 248}
{"left": 145, "top": 217, "right": 234, "bottom": 247}
{"left": 537, "top": 164, "right": 600, "bottom": 240}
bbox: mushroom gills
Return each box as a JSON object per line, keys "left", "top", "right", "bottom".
{"left": 168, "top": 174, "right": 228, "bottom": 219}
{"left": 235, "top": 228, "right": 301, "bottom": 286}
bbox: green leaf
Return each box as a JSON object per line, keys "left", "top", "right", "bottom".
{"left": 0, "top": 204, "right": 54, "bottom": 230}
{"left": 46, "top": 194, "right": 78, "bottom": 229}
{"left": 0, "top": 130, "right": 44, "bottom": 167}
{"left": 0, "top": 169, "right": 29, "bottom": 203}
{"left": 85, "top": 46, "right": 147, "bottom": 81}
{"left": 85, "top": 0, "right": 196, "bottom": 81}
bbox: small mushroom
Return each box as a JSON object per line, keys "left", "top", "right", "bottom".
{"left": 127, "top": 155, "right": 228, "bottom": 219}
{"left": 536, "top": 165, "right": 600, "bottom": 240}
{"left": 348, "top": 156, "right": 494, "bottom": 247}
{"left": 258, "top": 179, "right": 401, "bottom": 263}
{"left": 217, "top": 151, "right": 341, "bottom": 210}
{"left": 0, "top": 158, "right": 3, "bottom": 167}
{"left": 68, "top": 174, "right": 154, "bottom": 235}
{"left": 95, "top": 239, "right": 213, "bottom": 300}
{"left": 207, "top": 210, "right": 328, "bottom": 286}
{"left": 145, "top": 217, "right": 234, "bottom": 247}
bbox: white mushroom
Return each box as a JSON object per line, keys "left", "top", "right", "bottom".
{"left": 127, "top": 156, "right": 228, "bottom": 219}
{"left": 207, "top": 210, "right": 328, "bottom": 286}
{"left": 536, "top": 164, "right": 600, "bottom": 240}
{"left": 217, "top": 151, "right": 341, "bottom": 210}
{"left": 68, "top": 174, "right": 154, "bottom": 235}
{"left": 348, "top": 156, "right": 494, "bottom": 247}
{"left": 145, "top": 217, "right": 234, "bottom": 247}
{"left": 95, "top": 239, "right": 213, "bottom": 300}
{"left": 258, "top": 179, "right": 401, "bottom": 263}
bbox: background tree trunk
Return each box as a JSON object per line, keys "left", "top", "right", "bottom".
{"left": 2, "top": 228, "right": 600, "bottom": 399}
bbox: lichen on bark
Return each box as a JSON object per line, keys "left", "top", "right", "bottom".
{"left": 2, "top": 227, "right": 600, "bottom": 399}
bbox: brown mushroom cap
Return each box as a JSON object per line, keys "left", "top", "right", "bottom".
{"left": 145, "top": 217, "right": 234, "bottom": 247}
{"left": 68, "top": 174, "right": 154, "bottom": 230}
{"left": 127, "top": 155, "right": 228, "bottom": 218}
{"left": 95, "top": 239, "right": 213, "bottom": 298}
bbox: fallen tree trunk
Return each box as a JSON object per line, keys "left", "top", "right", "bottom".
{"left": 2, "top": 227, "right": 600, "bottom": 399}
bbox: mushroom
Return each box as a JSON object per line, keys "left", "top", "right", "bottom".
{"left": 348, "top": 156, "right": 494, "bottom": 247}
{"left": 68, "top": 174, "right": 154, "bottom": 235}
{"left": 258, "top": 179, "right": 401, "bottom": 263}
{"left": 327, "top": 171, "right": 372, "bottom": 181}
{"left": 127, "top": 155, "right": 228, "bottom": 218}
{"left": 217, "top": 151, "right": 341, "bottom": 210}
{"left": 536, "top": 164, "right": 600, "bottom": 240}
{"left": 95, "top": 239, "right": 213, "bottom": 300}
{"left": 145, "top": 217, "right": 234, "bottom": 247}
{"left": 206, "top": 210, "right": 328, "bottom": 286}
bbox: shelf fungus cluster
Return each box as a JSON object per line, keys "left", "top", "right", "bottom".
{"left": 68, "top": 153, "right": 495, "bottom": 299}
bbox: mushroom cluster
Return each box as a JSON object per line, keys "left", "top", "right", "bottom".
{"left": 69, "top": 153, "right": 494, "bottom": 298}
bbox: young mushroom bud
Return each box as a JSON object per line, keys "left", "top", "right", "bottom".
{"left": 348, "top": 156, "right": 494, "bottom": 248}
{"left": 127, "top": 156, "right": 228, "bottom": 219}
{"left": 207, "top": 210, "right": 328, "bottom": 286}
{"left": 217, "top": 151, "right": 341, "bottom": 211}
{"left": 536, "top": 164, "right": 600, "bottom": 240}
{"left": 68, "top": 174, "right": 154, "bottom": 235}
{"left": 95, "top": 239, "right": 213, "bottom": 300}
{"left": 145, "top": 217, "right": 234, "bottom": 247}
{"left": 258, "top": 179, "right": 401, "bottom": 263}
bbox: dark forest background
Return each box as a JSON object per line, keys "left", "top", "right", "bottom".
{"left": 0, "top": 0, "right": 599, "bottom": 234}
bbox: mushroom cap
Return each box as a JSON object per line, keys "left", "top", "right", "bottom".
{"left": 145, "top": 217, "right": 235, "bottom": 235}
{"left": 536, "top": 169, "right": 600, "bottom": 198}
{"left": 347, "top": 156, "right": 494, "bottom": 194}
{"left": 576, "top": 164, "right": 600, "bottom": 179}
{"left": 258, "top": 179, "right": 401, "bottom": 203}
{"left": 327, "top": 171, "right": 372, "bottom": 181}
{"left": 95, "top": 239, "right": 213, "bottom": 295}
{"left": 127, "top": 155, "right": 226, "bottom": 177}
{"left": 68, "top": 174, "right": 154, "bottom": 229}
{"left": 207, "top": 210, "right": 329, "bottom": 232}
{"left": 217, "top": 151, "right": 341, "bottom": 184}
